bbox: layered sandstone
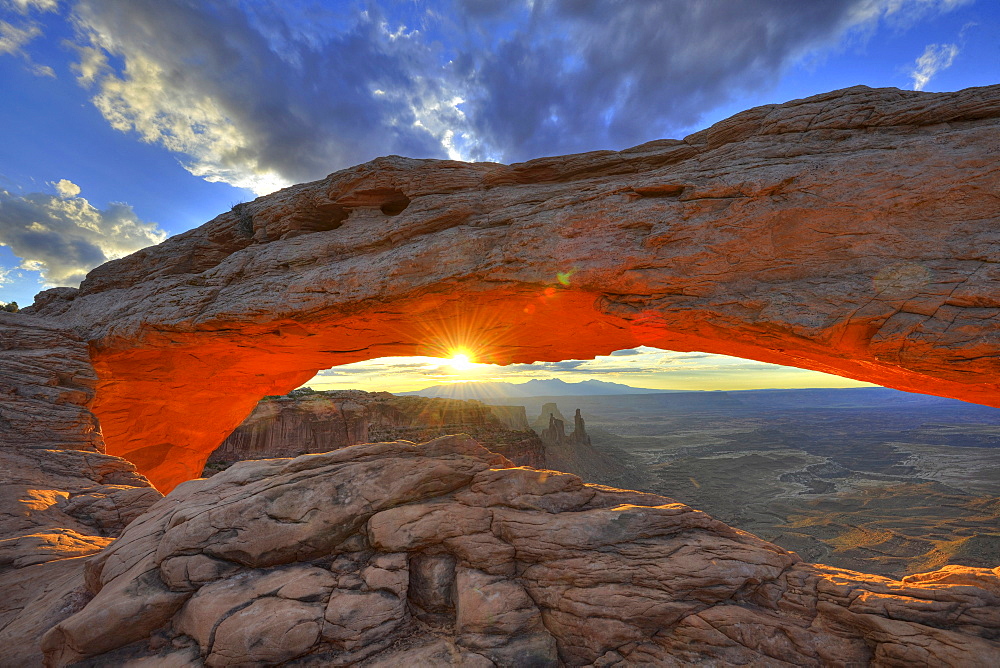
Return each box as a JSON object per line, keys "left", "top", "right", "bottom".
{"left": 0, "top": 315, "right": 162, "bottom": 656}
{"left": 208, "top": 389, "right": 544, "bottom": 469}
{"left": 19, "top": 84, "right": 1000, "bottom": 491}
{"left": 0, "top": 313, "right": 103, "bottom": 453}
{"left": 12, "top": 436, "right": 995, "bottom": 667}
{"left": 0, "top": 314, "right": 161, "bottom": 574}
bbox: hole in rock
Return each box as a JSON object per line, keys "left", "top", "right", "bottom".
{"left": 199, "top": 345, "right": 1000, "bottom": 580}
{"left": 295, "top": 204, "right": 349, "bottom": 232}
{"left": 632, "top": 184, "right": 685, "bottom": 198}
{"left": 334, "top": 187, "right": 410, "bottom": 215}
{"left": 380, "top": 195, "right": 411, "bottom": 216}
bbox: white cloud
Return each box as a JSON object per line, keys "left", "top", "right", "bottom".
{"left": 0, "top": 183, "right": 167, "bottom": 286}
{"left": 53, "top": 178, "right": 80, "bottom": 198}
{"left": 68, "top": 43, "right": 107, "bottom": 85}
{"left": 910, "top": 42, "right": 959, "bottom": 90}
{"left": 84, "top": 48, "right": 287, "bottom": 194}
{"left": 0, "top": 18, "right": 39, "bottom": 55}
{"left": 5, "top": 0, "right": 59, "bottom": 13}
{"left": 0, "top": 0, "right": 58, "bottom": 76}
{"left": 28, "top": 61, "right": 52, "bottom": 76}
{"left": 67, "top": 0, "right": 452, "bottom": 194}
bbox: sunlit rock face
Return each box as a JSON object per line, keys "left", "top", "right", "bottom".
{"left": 26, "top": 84, "right": 1000, "bottom": 492}
{"left": 23, "top": 436, "right": 1000, "bottom": 667}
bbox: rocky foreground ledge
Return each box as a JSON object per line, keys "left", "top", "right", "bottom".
{"left": 3, "top": 435, "right": 994, "bottom": 667}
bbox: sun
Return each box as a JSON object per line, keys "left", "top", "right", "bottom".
{"left": 448, "top": 351, "right": 474, "bottom": 371}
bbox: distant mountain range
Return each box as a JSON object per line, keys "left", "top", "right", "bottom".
{"left": 398, "top": 378, "right": 684, "bottom": 400}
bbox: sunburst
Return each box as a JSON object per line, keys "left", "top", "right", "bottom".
{"left": 448, "top": 351, "right": 474, "bottom": 371}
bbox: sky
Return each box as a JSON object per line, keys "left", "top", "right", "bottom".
{"left": 305, "top": 347, "right": 879, "bottom": 393}
{"left": 1, "top": 0, "right": 997, "bottom": 392}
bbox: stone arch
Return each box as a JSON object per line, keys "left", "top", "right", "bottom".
{"left": 31, "top": 84, "right": 1000, "bottom": 492}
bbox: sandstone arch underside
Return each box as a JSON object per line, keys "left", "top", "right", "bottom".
{"left": 31, "top": 84, "right": 1000, "bottom": 492}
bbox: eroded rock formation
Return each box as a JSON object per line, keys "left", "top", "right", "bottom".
{"left": 0, "top": 314, "right": 103, "bottom": 453}
{"left": 10, "top": 436, "right": 995, "bottom": 667}
{"left": 208, "top": 388, "right": 544, "bottom": 470}
{"left": 20, "top": 84, "right": 1000, "bottom": 491}
{"left": 540, "top": 409, "right": 590, "bottom": 447}
{"left": 532, "top": 402, "right": 567, "bottom": 433}
{"left": 0, "top": 315, "right": 161, "bottom": 573}
{"left": 0, "top": 315, "right": 162, "bottom": 660}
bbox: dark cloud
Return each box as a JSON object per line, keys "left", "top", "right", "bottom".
{"left": 454, "top": 0, "right": 884, "bottom": 160}
{"left": 543, "top": 360, "right": 588, "bottom": 371}
{"left": 504, "top": 359, "right": 589, "bottom": 372}
{"left": 69, "top": 0, "right": 460, "bottom": 192}
{"left": 568, "top": 366, "right": 652, "bottom": 375}
{"left": 40, "top": 0, "right": 964, "bottom": 191}
{"left": 609, "top": 348, "right": 641, "bottom": 356}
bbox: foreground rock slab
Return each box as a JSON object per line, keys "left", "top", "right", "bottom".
{"left": 20, "top": 435, "right": 999, "bottom": 667}
{"left": 22, "top": 84, "right": 1000, "bottom": 491}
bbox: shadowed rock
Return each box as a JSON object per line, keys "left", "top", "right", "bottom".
{"left": 0, "top": 315, "right": 161, "bottom": 573}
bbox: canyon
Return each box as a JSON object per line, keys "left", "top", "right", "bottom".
{"left": 0, "top": 83, "right": 998, "bottom": 665}
{"left": 205, "top": 388, "right": 545, "bottom": 470}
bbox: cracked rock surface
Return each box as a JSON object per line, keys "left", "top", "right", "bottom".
{"left": 16, "top": 435, "right": 998, "bottom": 667}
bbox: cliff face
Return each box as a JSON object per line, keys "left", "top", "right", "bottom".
{"left": 0, "top": 315, "right": 161, "bottom": 574}
{"left": 0, "top": 314, "right": 103, "bottom": 453}
{"left": 208, "top": 389, "right": 544, "bottom": 469}
{"left": 21, "top": 84, "right": 1000, "bottom": 492}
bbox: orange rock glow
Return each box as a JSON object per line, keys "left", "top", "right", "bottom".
{"left": 28, "top": 84, "right": 999, "bottom": 492}
{"left": 91, "top": 286, "right": 1000, "bottom": 493}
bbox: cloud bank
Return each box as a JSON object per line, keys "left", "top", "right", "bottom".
{"left": 35, "top": 0, "right": 966, "bottom": 195}
{"left": 0, "top": 180, "right": 167, "bottom": 285}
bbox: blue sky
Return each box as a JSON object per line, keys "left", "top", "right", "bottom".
{"left": 1, "top": 0, "right": 997, "bottom": 391}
